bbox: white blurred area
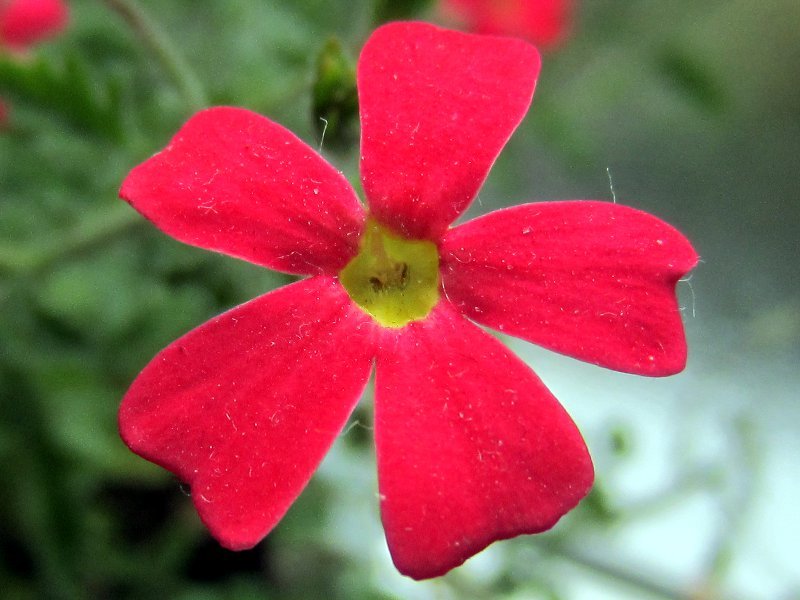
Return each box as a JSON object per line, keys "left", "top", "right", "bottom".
{"left": 315, "top": 308, "right": 799, "bottom": 599}
{"left": 313, "top": 0, "right": 800, "bottom": 595}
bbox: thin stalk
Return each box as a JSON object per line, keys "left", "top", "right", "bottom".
{"left": 538, "top": 540, "right": 692, "bottom": 600}
{"left": 0, "top": 203, "right": 143, "bottom": 277}
{"left": 691, "top": 416, "right": 760, "bottom": 598}
{"left": 102, "top": 0, "right": 207, "bottom": 110}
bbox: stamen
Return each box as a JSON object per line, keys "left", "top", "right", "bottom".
{"left": 339, "top": 218, "right": 439, "bottom": 327}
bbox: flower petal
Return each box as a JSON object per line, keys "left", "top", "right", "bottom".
{"left": 120, "top": 107, "right": 365, "bottom": 276}
{"left": 441, "top": 201, "right": 699, "bottom": 375}
{"left": 358, "top": 22, "right": 540, "bottom": 240}
{"left": 0, "top": 0, "right": 68, "bottom": 50}
{"left": 374, "top": 301, "right": 593, "bottom": 579}
{"left": 119, "top": 276, "right": 376, "bottom": 550}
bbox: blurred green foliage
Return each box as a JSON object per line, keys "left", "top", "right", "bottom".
{"left": 372, "top": 0, "right": 436, "bottom": 23}
{"left": 311, "top": 38, "right": 358, "bottom": 150}
{"left": 0, "top": 52, "right": 123, "bottom": 140}
{"left": 1, "top": 0, "right": 799, "bottom": 599}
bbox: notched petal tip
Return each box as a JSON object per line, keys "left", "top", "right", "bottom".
{"left": 376, "top": 303, "right": 593, "bottom": 579}
{"left": 358, "top": 21, "right": 540, "bottom": 240}
{"left": 118, "top": 277, "right": 376, "bottom": 552}
{"left": 119, "top": 106, "right": 365, "bottom": 276}
{"left": 442, "top": 201, "right": 699, "bottom": 377}
{"left": 393, "top": 460, "right": 594, "bottom": 580}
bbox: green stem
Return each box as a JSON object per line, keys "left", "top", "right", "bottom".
{"left": 694, "top": 416, "right": 760, "bottom": 597}
{"left": 620, "top": 465, "right": 723, "bottom": 521}
{"left": 102, "top": 0, "right": 207, "bottom": 110}
{"left": 537, "top": 540, "right": 692, "bottom": 600}
{"left": 0, "top": 203, "right": 144, "bottom": 277}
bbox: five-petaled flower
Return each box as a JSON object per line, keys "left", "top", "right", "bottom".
{"left": 0, "top": 0, "right": 69, "bottom": 124}
{"left": 119, "top": 22, "right": 697, "bottom": 580}
{"left": 441, "top": 0, "right": 574, "bottom": 48}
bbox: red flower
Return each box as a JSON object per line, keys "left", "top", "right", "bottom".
{"left": 442, "top": 0, "right": 573, "bottom": 48}
{"left": 0, "top": 0, "right": 68, "bottom": 125}
{"left": 0, "top": 0, "right": 68, "bottom": 51}
{"left": 119, "top": 22, "right": 697, "bottom": 579}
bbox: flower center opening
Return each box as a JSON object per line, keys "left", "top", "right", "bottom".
{"left": 339, "top": 218, "right": 439, "bottom": 328}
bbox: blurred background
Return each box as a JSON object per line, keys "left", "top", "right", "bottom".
{"left": 1, "top": 0, "right": 798, "bottom": 598}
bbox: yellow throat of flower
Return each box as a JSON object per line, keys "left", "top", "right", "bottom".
{"left": 339, "top": 218, "right": 440, "bottom": 328}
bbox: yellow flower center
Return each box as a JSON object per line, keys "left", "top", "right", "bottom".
{"left": 339, "top": 218, "right": 440, "bottom": 328}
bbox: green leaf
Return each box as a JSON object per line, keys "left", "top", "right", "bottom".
{"left": 0, "top": 51, "right": 124, "bottom": 140}
{"left": 656, "top": 47, "right": 727, "bottom": 113}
